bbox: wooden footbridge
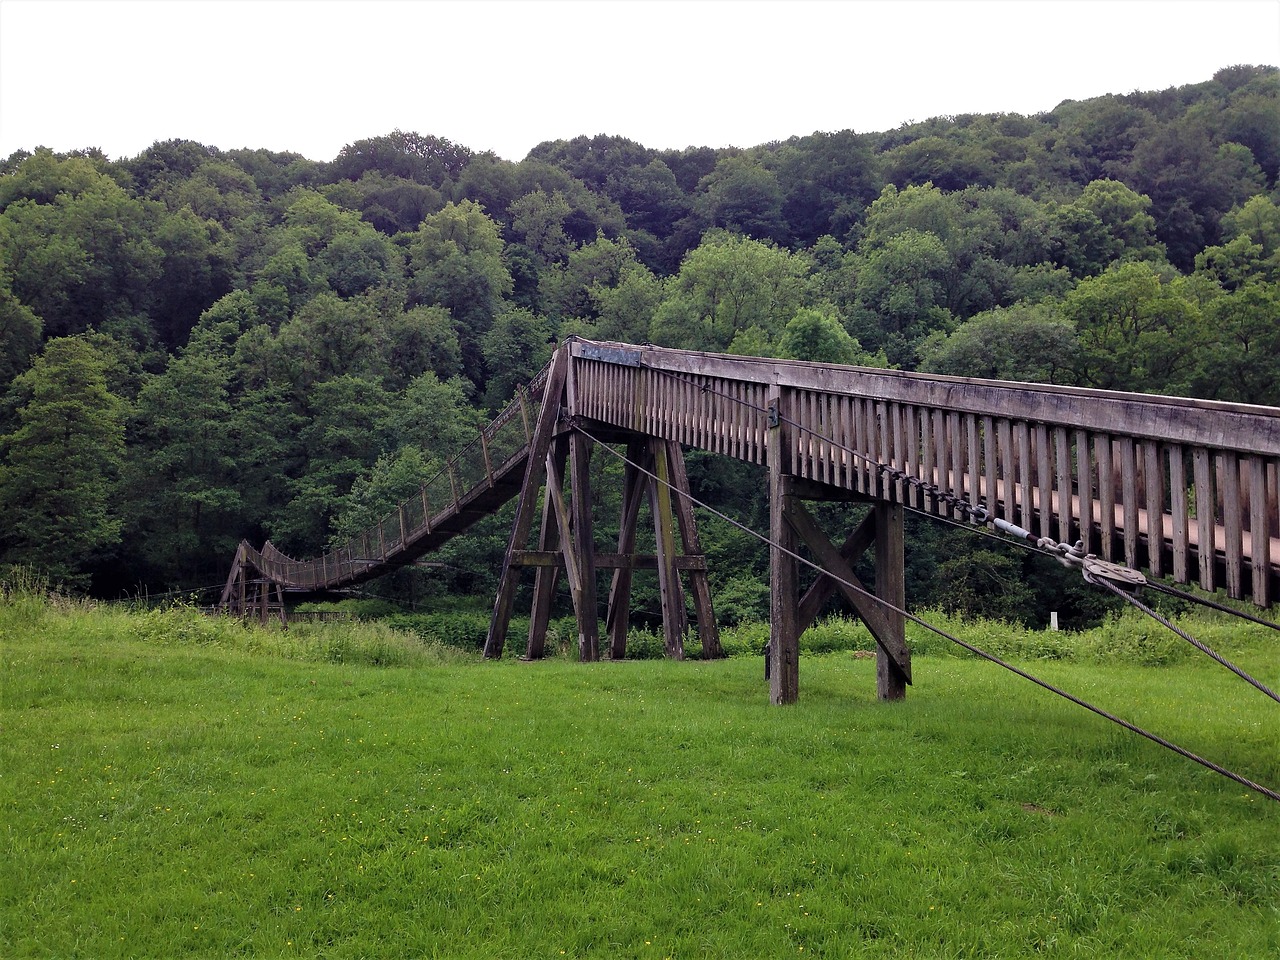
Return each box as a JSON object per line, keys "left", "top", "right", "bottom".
{"left": 222, "top": 338, "right": 1280, "bottom": 705}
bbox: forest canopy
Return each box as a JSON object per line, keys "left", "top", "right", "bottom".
{"left": 2, "top": 64, "right": 1278, "bottom": 620}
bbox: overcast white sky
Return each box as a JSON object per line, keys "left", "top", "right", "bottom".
{"left": 2, "top": 0, "right": 1278, "bottom": 163}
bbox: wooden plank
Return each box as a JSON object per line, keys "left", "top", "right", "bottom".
{"left": 1119, "top": 436, "right": 1139, "bottom": 568}
{"left": 666, "top": 439, "right": 723, "bottom": 658}
{"left": 602, "top": 340, "right": 1280, "bottom": 455}
{"left": 983, "top": 416, "right": 997, "bottom": 516}
{"left": 605, "top": 439, "right": 648, "bottom": 660}
{"left": 768, "top": 385, "right": 799, "bottom": 705}
{"left": 1249, "top": 457, "right": 1270, "bottom": 607}
{"left": 1170, "top": 445, "right": 1189, "bottom": 584}
{"left": 854, "top": 398, "right": 868, "bottom": 494}
{"left": 649, "top": 439, "right": 686, "bottom": 660}
{"left": 1222, "top": 454, "right": 1244, "bottom": 599}
{"left": 485, "top": 349, "right": 569, "bottom": 659}
{"left": 1193, "top": 447, "right": 1215, "bottom": 591}
{"left": 527, "top": 440, "right": 567, "bottom": 660}
{"left": 1144, "top": 442, "right": 1165, "bottom": 578}
{"left": 920, "top": 407, "right": 935, "bottom": 514}
{"left": 786, "top": 501, "right": 910, "bottom": 682}
{"left": 874, "top": 502, "right": 908, "bottom": 701}
{"left": 905, "top": 405, "right": 921, "bottom": 509}
{"left": 1036, "top": 423, "right": 1052, "bottom": 539}
{"left": 1097, "top": 436, "right": 1115, "bottom": 562}
{"left": 997, "top": 418, "right": 1014, "bottom": 522}
{"left": 1016, "top": 421, "right": 1033, "bottom": 530}
{"left": 1055, "top": 427, "right": 1072, "bottom": 545}
{"left": 936, "top": 409, "right": 950, "bottom": 517}
{"left": 1074, "top": 430, "right": 1092, "bottom": 553}
{"left": 796, "top": 509, "right": 876, "bottom": 630}
{"left": 569, "top": 432, "right": 600, "bottom": 661}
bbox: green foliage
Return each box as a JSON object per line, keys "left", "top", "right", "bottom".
{"left": 0, "top": 338, "right": 127, "bottom": 589}
{"left": 4, "top": 69, "right": 1280, "bottom": 603}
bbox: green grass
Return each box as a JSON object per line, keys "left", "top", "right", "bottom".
{"left": 3, "top": 587, "right": 1279, "bottom": 959}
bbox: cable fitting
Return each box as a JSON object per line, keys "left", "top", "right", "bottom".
{"left": 1082, "top": 556, "right": 1147, "bottom": 592}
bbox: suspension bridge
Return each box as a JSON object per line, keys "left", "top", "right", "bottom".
{"left": 221, "top": 337, "right": 1280, "bottom": 708}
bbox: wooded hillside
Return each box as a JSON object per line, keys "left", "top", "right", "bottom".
{"left": 2, "top": 64, "right": 1277, "bottom": 616}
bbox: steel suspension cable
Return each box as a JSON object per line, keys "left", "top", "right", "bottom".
{"left": 1093, "top": 577, "right": 1280, "bottom": 705}
{"left": 573, "top": 422, "right": 1280, "bottom": 804}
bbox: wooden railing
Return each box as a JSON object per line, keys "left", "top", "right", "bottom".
{"left": 228, "top": 338, "right": 1280, "bottom": 611}
{"left": 223, "top": 364, "right": 551, "bottom": 603}
{"left": 570, "top": 340, "right": 1280, "bottom": 606}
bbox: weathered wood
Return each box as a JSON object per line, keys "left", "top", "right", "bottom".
{"left": 1055, "top": 427, "right": 1072, "bottom": 545}
{"left": 1144, "top": 442, "right": 1165, "bottom": 577}
{"left": 526, "top": 438, "right": 568, "bottom": 660}
{"left": 786, "top": 501, "right": 911, "bottom": 684}
{"left": 1223, "top": 455, "right": 1243, "bottom": 599}
{"left": 649, "top": 439, "right": 686, "bottom": 660}
{"left": 1097, "top": 436, "right": 1115, "bottom": 560}
{"left": 1170, "top": 446, "right": 1189, "bottom": 584}
{"left": 1073, "top": 430, "right": 1089, "bottom": 551}
{"left": 797, "top": 510, "right": 877, "bottom": 629}
{"left": 1249, "top": 457, "right": 1270, "bottom": 607}
{"left": 1119, "top": 437, "right": 1139, "bottom": 568}
{"left": 606, "top": 439, "right": 649, "bottom": 660}
{"left": 569, "top": 432, "right": 600, "bottom": 661}
{"left": 485, "top": 350, "right": 568, "bottom": 659}
{"left": 1036, "top": 423, "right": 1052, "bottom": 539}
{"left": 768, "top": 385, "right": 799, "bottom": 705}
{"left": 874, "top": 501, "right": 908, "bottom": 701}
{"left": 665, "top": 439, "right": 723, "bottom": 658}
{"left": 1194, "top": 448, "right": 1215, "bottom": 592}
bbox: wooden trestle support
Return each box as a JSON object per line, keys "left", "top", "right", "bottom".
{"left": 767, "top": 387, "right": 910, "bottom": 704}
{"left": 218, "top": 541, "right": 289, "bottom": 626}
{"left": 483, "top": 351, "right": 724, "bottom": 663}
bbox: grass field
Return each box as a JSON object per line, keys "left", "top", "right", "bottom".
{"left": 3, "top": 589, "right": 1279, "bottom": 958}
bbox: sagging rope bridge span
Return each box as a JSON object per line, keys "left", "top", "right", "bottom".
{"left": 221, "top": 338, "right": 1280, "bottom": 707}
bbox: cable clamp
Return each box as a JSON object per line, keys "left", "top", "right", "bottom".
{"left": 1082, "top": 556, "right": 1146, "bottom": 592}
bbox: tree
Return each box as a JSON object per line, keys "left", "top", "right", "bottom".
{"left": 0, "top": 151, "right": 165, "bottom": 339}
{"left": 407, "top": 200, "right": 514, "bottom": 389}
{"left": 649, "top": 232, "right": 810, "bottom": 351}
{"left": 328, "top": 131, "right": 475, "bottom": 188}
{"left": 479, "top": 307, "right": 554, "bottom": 411}
{"left": 1191, "top": 282, "right": 1280, "bottom": 405}
{"left": 693, "top": 155, "right": 787, "bottom": 244}
{"left": 777, "top": 307, "right": 871, "bottom": 366}
{"left": 1062, "top": 261, "right": 1206, "bottom": 393}
{"left": 271, "top": 375, "right": 394, "bottom": 552}
{"left": 917, "top": 303, "right": 1079, "bottom": 383}
{"left": 0, "top": 338, "right": 126, "bottom": 588}
{"left": 122, "top": 349, "right": 244, "bottom": 586}
{"left": 848, "top": 228, "right": 953, "bottom": 366}
{"left": 0, "top": 266, "right": 41, "bottom": 386}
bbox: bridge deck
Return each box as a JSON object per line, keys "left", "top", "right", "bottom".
{"left": 227, "top": 339, "right": 1280, "bottom": 610}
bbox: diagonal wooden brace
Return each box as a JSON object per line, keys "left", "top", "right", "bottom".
{"left": 785, "top": 500, "right": 912, "bottom": 685}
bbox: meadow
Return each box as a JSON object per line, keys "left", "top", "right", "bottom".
{"left": 3, "top": 583, "right": 1278, "bottom": 959}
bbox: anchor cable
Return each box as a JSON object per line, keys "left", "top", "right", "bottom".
{"left": 573, "top": 421, "right": 1280, "bottom": 804}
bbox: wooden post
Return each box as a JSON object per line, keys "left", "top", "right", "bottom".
{"left": 649, "top": 438, "right": 686, "bottom": 659}
{"left": 665, "top": 439, "right": 723, "bottom": 658}
{"left": 606, "top": 440, "right": 650, "bottom": 659}
{"left": 874, "top": 502, "right": 908, "bottom": 701}
{"left": 569, "top": 432, "right": 600, "bottom": 661}
{"left": 526, "top": 437, "right": 568, "bottom": 659}
{"left": 786, "top": 501, "right": 911, "bottom": 691}
{"left": 768, "top": 385, "right": 799, "bottom": 704}
{"left": 485, "top": 350, "right": 568, "bottom": 659}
